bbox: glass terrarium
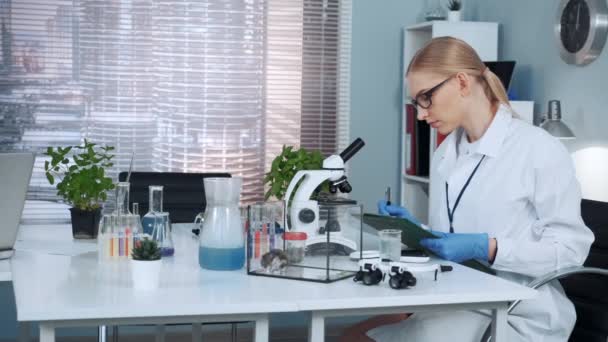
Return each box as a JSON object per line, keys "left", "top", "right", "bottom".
{"left": 246, "top": 199, "right": 364, "bottom": 283}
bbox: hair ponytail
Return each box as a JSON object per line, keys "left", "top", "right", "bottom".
{"left": 482, "top": 69, "right": 510, "bottom": 106}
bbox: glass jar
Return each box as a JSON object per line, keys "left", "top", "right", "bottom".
{"left": 284, "top": 232, "right": 307, "bottom": 264}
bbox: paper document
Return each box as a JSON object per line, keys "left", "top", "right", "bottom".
{"left": 362, "top": 213, "right": 495, "bottom": 275}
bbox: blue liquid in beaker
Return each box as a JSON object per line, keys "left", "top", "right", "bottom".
{"left": 198, "top": 246, "right": 244, "bottom": 270}
{"left": 142, "top": 214, "right": 170, "bottom": 236}
{"left": 141, "top": 216, "right": 155, "bottom": 236}
{"left": 161, "top": 247, "right": 175, "bottom": 257}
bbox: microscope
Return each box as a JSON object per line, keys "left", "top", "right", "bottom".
{"left": 284, "top": 138, "right": 365, "bottom": 254}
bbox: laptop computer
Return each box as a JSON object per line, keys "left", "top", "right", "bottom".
{"left": 0, "top": 153, "right": 35, "bottom": 259}
{"left": 483, "top": 61, "right": 516, "bottom": 91}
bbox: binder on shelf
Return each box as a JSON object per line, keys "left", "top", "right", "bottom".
{"left": 416, "top": 116, "right": 430, "bottom": 176}
{"left": 404, "top": 104, "right": 417, "bottom": 175}
{"left": 436, "top": 131, "right": 447, "bottom": 148}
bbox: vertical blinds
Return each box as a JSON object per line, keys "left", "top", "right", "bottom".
{"left": 0, "top": 0, "right": 352, "bottom": 220}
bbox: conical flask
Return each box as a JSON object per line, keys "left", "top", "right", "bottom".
{"left": 142, "top": 185, "right": 163, "bottom": 236}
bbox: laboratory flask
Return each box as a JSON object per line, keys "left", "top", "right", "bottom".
{"left": 142, "top": 185, "right": 164, "bottom": 236}
{"left": 151, "top": 211, "right": 174, "bottom": 257}
{"left": 198, "top": 177, "right": 245, "bottom": 270}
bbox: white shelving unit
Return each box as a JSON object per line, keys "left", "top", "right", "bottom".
{"left": 400, "top": 21, "right": 499, "bottom": 224}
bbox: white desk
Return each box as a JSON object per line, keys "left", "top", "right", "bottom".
{"left": 10, "top": 224, "right": 536, "bottom": 342}
{"left": 296, "top": 262, "right": 535, "bottom": 342}
{"left": 10, "top": 225, "right": 292, "bottom": 342}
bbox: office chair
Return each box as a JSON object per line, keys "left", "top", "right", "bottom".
{"left": 117, "top": 171, "right": 231, "bottom": 223}
{"left": 105, "top": 171, "right": 240, "bottom": 342}
{"left": 480, "top": 199, "right": 608, "bottom": 342}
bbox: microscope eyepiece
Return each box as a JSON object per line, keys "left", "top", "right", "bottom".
{"left": 339, "top": 138, "right": 365, "bottom": 163}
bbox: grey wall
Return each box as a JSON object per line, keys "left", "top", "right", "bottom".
{"left": 469, "top": 0, "right": 608, "bottom": 148}
{"left": 348, "top": 0, "right": 424, "bottom": 211}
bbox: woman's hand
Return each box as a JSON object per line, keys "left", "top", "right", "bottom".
{"left": 377, "top": 200, "right": 420, "bottom": 225}
{"left": 420, "top": 232, "right": 493, "bottom": 263}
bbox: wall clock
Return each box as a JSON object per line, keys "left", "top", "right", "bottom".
{"left": 555, "top": 0, "right": 608, "bottom": 65}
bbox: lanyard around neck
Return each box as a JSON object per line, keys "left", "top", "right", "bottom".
{"left": 445, "top": 155, "right": 486, "bottom": 233}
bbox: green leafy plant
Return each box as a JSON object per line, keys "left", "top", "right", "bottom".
{"left": 131, "top": 237, "right": 161, "bottom": 261}
{"left": 446, "top": 0, "right": 462, "bottom": 11}
{"left": 44, "top": 139, "right": 115, "bottom": 211}
{"left": 263, "top": 145, "right": 328, "bottom": 200}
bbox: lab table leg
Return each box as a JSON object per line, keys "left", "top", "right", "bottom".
{"left": 112, "top": 326, "right": 119, "bottom": 342}
{"left": 491, "top": 304, "right": 508, "bottom": 342}
{"left": 18, "top": 321, "right": 30, "bottom": 342}
{"left": 192, "top": 323, "right": 202, "bottom": 342}
{"left": 98, "top": 325, "right": 107, "bottom": 342}
{"left": 231, "top": 323, "right": 238, "bottom": 342}
{"left": 155, "top": 324, "right": 166, "bottom": 342}
{"left": 308, "top": 312, "right": 325, "bottom": 342}
{"left": 254, "top": 315, "right": 269, "bottom": 342}
{"left": 39, "top": 324, "right": 55, "bottom": 342}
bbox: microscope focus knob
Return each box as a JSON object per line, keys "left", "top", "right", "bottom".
{"left": 298, "top": 208, "right": 316, "bottom": 224}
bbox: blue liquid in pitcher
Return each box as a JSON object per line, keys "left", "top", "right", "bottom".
{"left": 199, "top": 246, "right": 245, "bottom": 270}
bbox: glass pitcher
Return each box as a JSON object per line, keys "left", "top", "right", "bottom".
{"left": 198, "top": 177, "right": 244, "bottom": 270}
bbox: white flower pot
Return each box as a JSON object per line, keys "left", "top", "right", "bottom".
{"left": 448, "top": 11, "right": 461, "bottom": 22}
{"left": 131, "top": 259, "right": 161, "bottom": 291}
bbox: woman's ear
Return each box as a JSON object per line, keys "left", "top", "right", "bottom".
{"left": 455, "top": 72, "right": 471, "bottom": 97}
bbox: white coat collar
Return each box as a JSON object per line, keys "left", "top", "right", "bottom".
{"left": 436, "top": 104, "right": 513, "bottom": 178}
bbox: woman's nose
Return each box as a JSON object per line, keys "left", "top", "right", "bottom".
{"left": 416, "top": 107, "right": 428, "bottom": 120}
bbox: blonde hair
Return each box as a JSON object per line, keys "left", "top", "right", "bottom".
{"left": 407, "top": 37, "right": 510, "bottom": 107}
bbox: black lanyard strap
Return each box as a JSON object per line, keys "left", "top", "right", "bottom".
{"left": 445, "top": 155, "right": 486, "bottom": 233}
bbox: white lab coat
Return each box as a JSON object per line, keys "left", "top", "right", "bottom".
{"left": 368, "top": 105, "right": 594, "bottom": 342}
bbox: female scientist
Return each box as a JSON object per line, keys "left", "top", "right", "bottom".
{"left": 342, "top": 37, "right": 594, "bottom": 342}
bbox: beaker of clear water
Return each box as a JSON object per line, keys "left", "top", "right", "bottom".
{"left": 379, "top": 229, "right": 402, "bottom": 262}
{"left": 198, "top": 177, "right": 244, "bottom": 270}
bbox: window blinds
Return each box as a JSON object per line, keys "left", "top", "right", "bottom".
{"left": 0, "top": 0, "right": 352, "bottom": 220}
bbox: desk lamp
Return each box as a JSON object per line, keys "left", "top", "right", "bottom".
{"left": 540, "top": 100, "right": 575, "bottom": 139}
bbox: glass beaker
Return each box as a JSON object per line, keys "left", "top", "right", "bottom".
{"left": 198, "top": 177, "right": 244, "bottom": 270}
{"left": 379, "top": 229, "right": 402, "bottom": 262}
{"left": 142, "top": 185, "right": 164, "bottom": 236}
{"left": 98, "top": 213, "right": 115, "bottom": 261}
{"left": 98, "top": 182, "right": 142, "bottom": 261}
{"left": 151, "top": 212, "right": 174, "bottom": 257}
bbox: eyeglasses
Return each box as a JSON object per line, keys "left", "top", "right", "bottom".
{"left": 410, "top": 75, "right": 454, "bottom": 110}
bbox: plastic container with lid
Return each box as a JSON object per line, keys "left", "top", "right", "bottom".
{"left": 284, "top": 231, "right": 307, "bottom": 264}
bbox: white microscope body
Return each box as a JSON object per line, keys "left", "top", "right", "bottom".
{"left": 284, "top": 138, "right": 365, "bottom": 253}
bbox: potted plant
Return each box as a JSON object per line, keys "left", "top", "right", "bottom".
{"left": 44, "top": 139, "right": 115, "bottom": 239}
{"left": 263, "top": 145, "right": 327, "bottom": 201}
{"left": 130, "top": 238, "right": 162, "bottom": 291}
{"left": 446, "top": 0, "right": 462, "bottom": 22}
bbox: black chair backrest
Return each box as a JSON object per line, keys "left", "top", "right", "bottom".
{"left": 118, "top": 172, "right": 231, "bottom": 223}
{"left": 562, "top": 199, "right": 608, "bottom": 342}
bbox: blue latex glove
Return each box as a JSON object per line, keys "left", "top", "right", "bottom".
{"left": 377, "top": 200, "right": 420, "bottom": 226}
{"left": 428, "top": 230, "right": 448, "bottom": 238}
{"left": 420, "top": 232, "right": 489, "bottom": 263}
